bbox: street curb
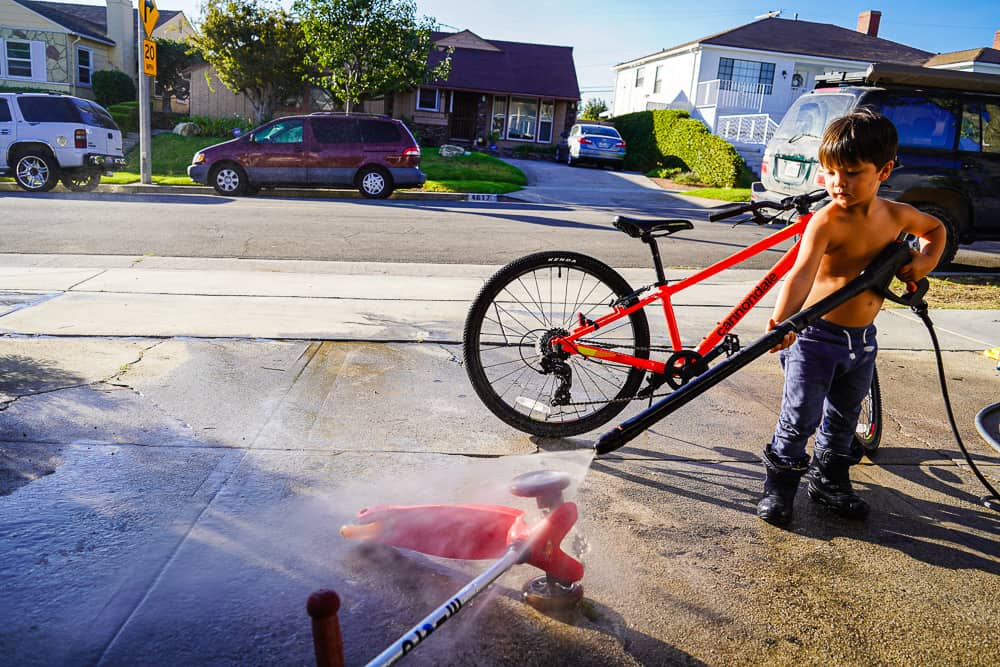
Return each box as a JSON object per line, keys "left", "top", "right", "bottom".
{"left": 0, "top": 182, "right": 516, "bottom": 202}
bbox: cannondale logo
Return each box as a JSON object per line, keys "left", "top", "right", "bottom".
{"left": 715, "top": 272, "right": 780, "bottom": 337}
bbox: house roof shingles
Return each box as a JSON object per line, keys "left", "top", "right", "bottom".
{"left": 428, "top": 32, "right": 580, "bottom": 100}
{"left": 924, "top": 47, "right": 1000, "bottom": 67}
{"left": 11, "top": 0, "right": 182, "bottom": 45}
{"left": 622, "top": 16, "right": 933, "bottom": 67}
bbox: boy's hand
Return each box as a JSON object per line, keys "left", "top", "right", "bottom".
{"left": 767, "top": 318, "right": 796, "bottom": 353}
{"left": 896, "top": 249, "right": 936, "bottom": 283}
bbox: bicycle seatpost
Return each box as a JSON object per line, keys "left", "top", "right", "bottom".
{"left": 595, "top": 241, "right": 915, "bottom": 455}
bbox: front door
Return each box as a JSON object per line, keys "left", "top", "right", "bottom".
{"left": 308, "top": 116, "right": 363, "bottom": 185}
{"left": 244, "top": 118, "right": 306, "bottom": 184}
{"left": 449, "top": 92, "right": 478, "bottom": 142}
{"left": 0, "top": 98, "right": 15, "bottom": 167}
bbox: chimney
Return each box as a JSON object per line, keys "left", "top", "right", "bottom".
{"left": 105, "top": 0, "right": 135, "bottom": 78}
{"left": 857, "top": 10, "right": 881, "bottom": 37}
{"left": 994, "top": 29, "right": 1000, "bottom": 50}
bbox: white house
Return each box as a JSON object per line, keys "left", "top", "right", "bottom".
{"left": 612, "top": 11, "right": 933, "bottom": 146}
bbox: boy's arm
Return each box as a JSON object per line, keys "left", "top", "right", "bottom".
{"left": 896, "top": 206, "right": 946, "bottom": 283}
{"left": 767, "top": 217, "right": 830, "bottom": 351}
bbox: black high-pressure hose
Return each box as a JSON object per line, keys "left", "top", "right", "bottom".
{"left": 909, "top": 301, "right": 1000, "bottom": 512}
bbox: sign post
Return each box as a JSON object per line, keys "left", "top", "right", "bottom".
{"left": 137, "top": 0, "right": 159, "bottom": 185}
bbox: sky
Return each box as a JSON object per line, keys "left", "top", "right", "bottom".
{"left": 75, "top": 0, "right": 1000, "bottom": 103}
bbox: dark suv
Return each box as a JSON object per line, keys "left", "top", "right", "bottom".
{"left": 188, "top": 113, "right": 425, "bottom": 198}
{"left": 754, "top": 63, "right": 1000, "bottom": 266}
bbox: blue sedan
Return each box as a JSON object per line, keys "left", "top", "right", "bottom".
{"left": 556, "top": 123, "right": 627, "bottom": 169}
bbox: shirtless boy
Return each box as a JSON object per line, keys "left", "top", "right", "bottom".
{"left": 758, "top": 108, "right": 945, "bottom": 527}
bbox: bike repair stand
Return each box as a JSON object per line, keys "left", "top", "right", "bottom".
{"left": 323, "top": 469, "right": 584, "bottom": 666}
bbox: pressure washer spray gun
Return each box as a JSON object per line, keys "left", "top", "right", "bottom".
{"left": 340, "top": 470, "right": 584, "bottom": 666}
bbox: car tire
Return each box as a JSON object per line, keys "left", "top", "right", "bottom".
{"left": 566, "top": 152, "right": 577, "bottom": 167}
{"left": 13, "top": 151, "right": 59, "bottom": 192}
{"left": 61, "top": 170, "right": 101, "bottom": 192}
{"left": 210, "top": 162, "right": 248, "bottom": 196}
{"left": 357, "top": 166, "right": 394, "bottom": 199}
{"left": 911, "top": 203, "right": 960, "bottom": 269}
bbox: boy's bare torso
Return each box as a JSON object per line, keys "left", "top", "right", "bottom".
{"left": 801, "top": 198, "right": 908, "bottom": 328}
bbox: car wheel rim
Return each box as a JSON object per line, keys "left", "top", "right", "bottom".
{"left": 16, "top": 157, "right": 48, "bottom": 189}
{"left": 362, "top": 172, "right": 384, "bottom": 195}
{"left": 216, "top": 169, "right": 239, "bottom": 193}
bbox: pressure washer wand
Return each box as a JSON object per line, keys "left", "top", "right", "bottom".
{"left": 596, "top": 241, "right": 918, "bottom": 455}
{"left": 366, "top": 543, "right": 526, "bottom": 667}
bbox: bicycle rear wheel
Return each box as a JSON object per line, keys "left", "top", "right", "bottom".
{"left": 463, "top": 251, "right": 650, "bottom": 437}
{"left": 854, "top": 366, "right": 883, "bottom": 455}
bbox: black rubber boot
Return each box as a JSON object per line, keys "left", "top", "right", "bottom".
{"left": 807, "top": 449, "right": 870, "bottom": 519}
{"left": 757, "top": 446, "right": 808, "bottom": 527}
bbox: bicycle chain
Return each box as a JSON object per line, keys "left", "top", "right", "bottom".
{"left": 554, "top": 342, "right": 681, "bottom": 407}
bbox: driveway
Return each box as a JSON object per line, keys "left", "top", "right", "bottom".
{"left": 502, "top": 157, "right": 717, "bottom": 217}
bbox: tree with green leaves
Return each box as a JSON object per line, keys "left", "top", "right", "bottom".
{"left": 191, "top": 0, "right": 309, "bottom": 123}
{"left": 580, "top": 98, "right": 609, "bottom": 121}
{"left": 153, "top": 39, "right": 200, "bottom": 112}
{"left": 293, "top": 0, "right": 452, "bottom": 112}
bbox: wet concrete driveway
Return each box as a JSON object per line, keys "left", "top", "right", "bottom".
{"left": 1, "top": 335, "right": 997, "bottom": 666}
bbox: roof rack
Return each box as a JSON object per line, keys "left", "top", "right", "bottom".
{"left": 816, "top": 63, "right": 1000, "bottom": 95}
{"left": 309, "top": 111, "right": 391, "bottom": 119}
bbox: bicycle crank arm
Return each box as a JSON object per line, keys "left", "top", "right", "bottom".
{"left": 596, "top": 241, "right": 918, "bottom": 455}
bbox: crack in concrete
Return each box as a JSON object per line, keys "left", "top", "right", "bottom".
{"left": 436, "top": 343, "right": 463, "bottom": 365}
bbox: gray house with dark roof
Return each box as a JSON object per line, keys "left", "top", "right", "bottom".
{"left": 612, "top": 11, "right": 933, "bottom": 138}
{"left": 0, "top": 0, "right": 192, "bottom": 101}
{"left": 189, "top": 30, "right": 581, "bottom": 148}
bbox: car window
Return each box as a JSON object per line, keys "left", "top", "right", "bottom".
{"left": 0, "top": 99, "right": 10, "bottom": 122}
{"left": 580, "top": 125, "right": 620, "bottom": 138}
{"left": 17, "top": 96, "right": 80, "bottom": 123}
{"left": 961, "top": 101, "right": 1000, "bottom": 154}
{"left": 73, "top": 99, "right": 118, "bottom": 130}
{"left": 311, "top": 117, "right": 361, "bottom": 144}
{"left": 772, "top": 94, "right": 856, "bottom": 141}
{"left": 359, "top": 119, "right": 402, "bottom": 144}
{"left": 878, "top": 95, "right": 958, "bottom": 150}
{"left": 252, "top": 118, "right": 303, "bottom": 144}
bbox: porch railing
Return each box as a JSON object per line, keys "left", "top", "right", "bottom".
{"left": 695, "top": 79, "right": 770, "bottom": 113}
{"left": 715, "top": 113, "right": 779, "bottom": 146}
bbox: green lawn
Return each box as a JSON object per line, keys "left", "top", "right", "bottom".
{"left": 681, "top": 187, "right": 752, "bottom": 202}
{"left": 101, "top": 135, "right": 526, "bottom": 194}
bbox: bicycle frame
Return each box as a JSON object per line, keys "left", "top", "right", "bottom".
{"left": 554, "top": 214, "right": 812, "bottom": 375}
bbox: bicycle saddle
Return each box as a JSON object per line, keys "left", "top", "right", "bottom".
{"left": 613, "top": 216, "right": 693, "bottom": 239}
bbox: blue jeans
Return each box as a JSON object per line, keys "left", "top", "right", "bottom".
{"left": 770, "top": 319, "right": 878, "bottom": 466}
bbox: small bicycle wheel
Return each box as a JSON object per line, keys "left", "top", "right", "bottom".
{"left": 463, "top": 251, "right": 650, "bottom": 438}
{"left": 854, "top": 366, "right": 883, "bottom": 455}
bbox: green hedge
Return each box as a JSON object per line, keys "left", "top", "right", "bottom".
{"left": 108, "top": 101, "right": 140, "bottom": 133}
{"left": 614, "top": 109, "right": 747, "bottom": 187}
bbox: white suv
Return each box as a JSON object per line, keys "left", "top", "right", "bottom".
{"left": 0, "top": 92, "right": 126, "bottom": 192}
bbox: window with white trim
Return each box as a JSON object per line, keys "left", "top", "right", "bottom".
{"left": 77, "top": 46, "right": 93, "bottom": 86}
{"left": 5, "top": 40, "right": 33, "bottom": 78}
{"left": 492, "top": 96, "right": 507, "bottom": 137}
{"left": 717, "top": 57, "right": 775, "bottom": 94}
{"left": 634, "top": 67, "right": 645, "bottom": 88}
{"left": 538, "top": 100, "right": 554, "bottom": 143}
{"left": 416, "top": 87, "right": 439, "bottom": 111}
{"left": 653, "top": 65, "right": 663, "bottom": 94}
{"left": 507, "top": 96, "right": 538, "bottom": 141}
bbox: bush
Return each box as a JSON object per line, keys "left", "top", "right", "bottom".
{"left": 152, "top": 111, "right": 187, "bottom": 130}
{"left": 614, "top": 109, "right": 747, "bottom": 187}
{"left": 91, "top": 70, "right": 136, "bottom": 107}
{"left": 108, "top": 101, "right": 140, "bottom": 133}
{"left": 511, "top": 144, "right": 553, "bottom": 159}
{"left": 186, "top": 115, "right": 255, "bottom": 136}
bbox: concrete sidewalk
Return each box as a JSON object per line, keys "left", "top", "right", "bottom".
{"left": 1, "top": 255, "right": 998, "bottom": 666}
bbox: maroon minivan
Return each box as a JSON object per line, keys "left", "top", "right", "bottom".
{"left": 188, "top": 113, "right": 425, "bottom": 198}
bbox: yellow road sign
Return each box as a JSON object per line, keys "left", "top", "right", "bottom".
{"left": 143, "top": 39, "right": 157, "bottom": 77}
{"left": 141, "top": 0, "right": 160, "bottom": 37}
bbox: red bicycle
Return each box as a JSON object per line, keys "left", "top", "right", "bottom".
{"left": 462, "top": 189, "right": 883, "bottom": 452}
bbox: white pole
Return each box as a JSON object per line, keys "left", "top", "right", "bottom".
{"left": 137, "top": 4, "right": 152, "bottom": 185}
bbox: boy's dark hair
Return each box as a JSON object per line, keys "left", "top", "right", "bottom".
{"left": 819, "top": 107, "right": 898, "bottom": 169}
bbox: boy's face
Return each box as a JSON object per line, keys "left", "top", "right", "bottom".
{"left": 820, "top": 159, "right": 893, "bottom": 208}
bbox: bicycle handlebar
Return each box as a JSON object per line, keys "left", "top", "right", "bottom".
{"left": 708, "top": 189, "right": 829, "bottom": 223}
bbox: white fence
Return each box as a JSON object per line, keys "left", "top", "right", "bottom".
{"left": 695, "top": 79, "right": 770, "bottom": 113}
{"left": 715, "top": 113, "right": 779, "bottom": 146}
